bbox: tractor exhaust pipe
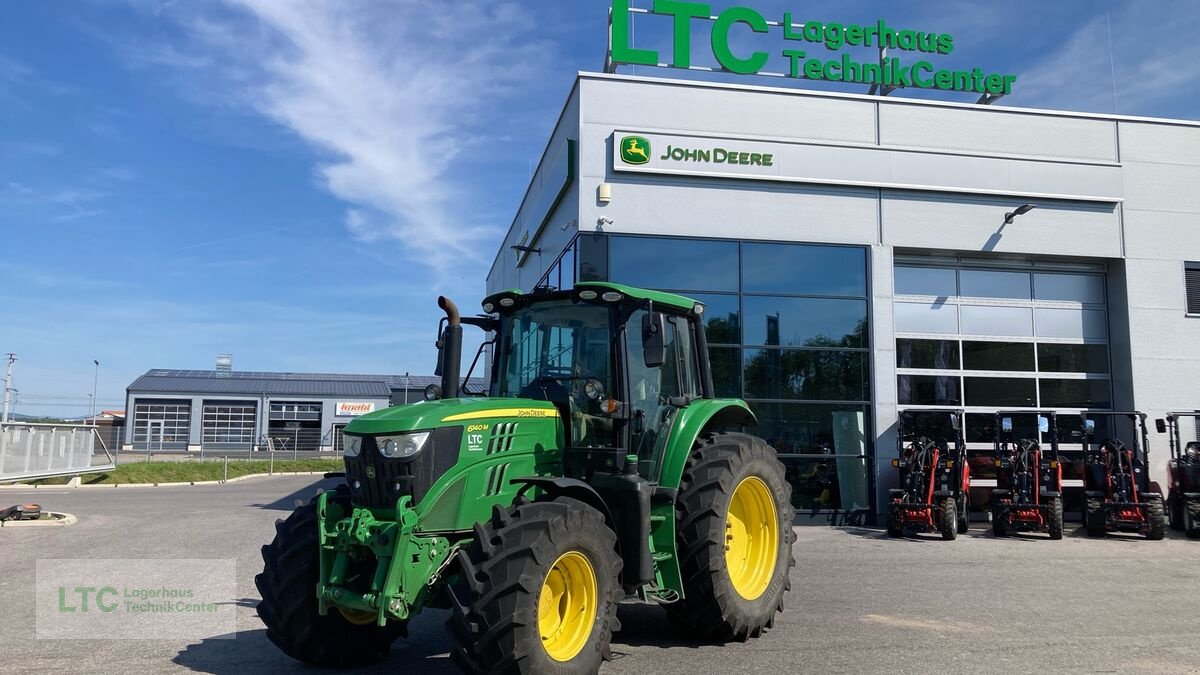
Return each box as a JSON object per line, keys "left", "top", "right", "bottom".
{"left": 437, "top": 296, "right": 462, "bottom": 399}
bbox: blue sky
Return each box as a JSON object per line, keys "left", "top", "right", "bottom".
{"left": 2, "top": 0, "right": 1199, "bottom": 417}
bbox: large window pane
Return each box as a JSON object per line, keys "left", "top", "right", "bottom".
{"left": 964, "top": 377, "right": 1037, "bottom": 407}
{"left": 896, "top": 339, "right": 960, "bottom": 369}
{"left": 962, "top": 341, "right": 1035, "bottom": 371}
{"left": 1035, "top": 308, "right": 1107, "bottom": 339}
{"left": 691, "top": 293, "right": 740, "bottom": 344}
{"left": 708, "top": 347, "right": 741, "bottom": 398}
{"left": 960, "top": 270, "right": 1031, "bottom": 300}
{"left": 895, "top": 266, "right": 956, "bottom": 297}
{"left": 895, "top": 301, "right": 959, "bottom": 334}
{"left": 749, "top": 403, "right": 869, "bottom": 455}
{"left": 744, "top": 349, "right": 867, "bottom": 401}
{"left": 1039, "top": 379, "right": 1112, "bottom": 408}
{"left": 742, "top": 243, "right": 866, "bottom": 296}
{"left": 1035, "top": 273, "right": 1104, "bottom": 304}
{"left": 609, "top": 236, "right": 738, "bottom": 291}
{"left": 1037, "top": 343, "right": 1109, "bottom": 373}
{"left": 780, "top": 456, "right": 870, "bottom": 512}
{"left": 578, "top": 233, "right": 608, "bottom": 282}
{"left": 897, "top": 375, "right": 961, "bottom": 406}
{"left": 743, "top": 296, "right": 867, "bottom": 348}
{"left": 960, "top": 305, "right": 1033, "bottom": 337}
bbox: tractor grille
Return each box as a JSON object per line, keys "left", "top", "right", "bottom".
{"left": 343, "top": 427, "right": 463, "bottom": 509}
{"left": 487, "top": 423, "right": 519, "bottom": 454}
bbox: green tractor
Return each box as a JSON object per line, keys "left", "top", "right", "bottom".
{"left": 256, "top": 282, "right": 796, "bottom": 673}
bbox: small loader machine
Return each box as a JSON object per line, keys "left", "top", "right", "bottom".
{"left": 255, "top": 283, "right": 796, "bottom": 673}
{"left": 1080, "top": 411, "right": 1165, "bottom": 540}
{"left": 887, "top": 409, "right": 970, "bottom": 540}
{"left": 990, "top": 411, "right": 1064, "bottom": 539}
{"left": 1156, "top": 412, "right": 1200, "bottom": 538}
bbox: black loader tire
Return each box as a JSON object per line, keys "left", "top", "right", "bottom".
{"left": 1047, "top": 497, "right": 1064, "bottom": 540}
{"left": 1186, "top": 498, "right": 1200, "bottom": 539}
{"left": 1169, "top": 496, "right": 1185, "bottom": 532}
{"left": 448, "top": 497, "right": 621, "bottom": 674}
{"left": 886, "top": 507, "right": 904, "bottom": 538}
{"left": 957, "top": 493, "right": 970, "bottom": 535}
{"left": 992, "top": 509, "right": 1010, "bottom": 537}
{"left": 939, "top": 497, "right": 957, "bottom": 541}
{"left": 1085, "top": 497, "right": 1107, "bottom": 538}
{"left": 1145, "top": 497, "right": 1166, "bottom": 541}
{"left": 256, "top": 493, "right": 405, "bottom": 666}
{"left": 670, "top": 432, "right": 795, "bottom": 642}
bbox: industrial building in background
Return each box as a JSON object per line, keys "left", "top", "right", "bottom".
{"left": 124, "top": 369, "right": 482, "bottom": 454}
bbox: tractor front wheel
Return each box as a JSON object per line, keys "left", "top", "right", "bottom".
{"left": 1169, "top": 495, "right": 1185, "bottom": 531}
{"left": 1047, "top": 497, "right": 1064, "bottom": 540}
{"left": 1187, "top": 498, "right": 1200, "bottom": 539}
{"left": 938, "top": 498, "right": 957, "bottom": 541}
{"left": 956, "top": 494, "right": 970, "bottom": 535}
{"left": 885, "top": 506, "right": 903, "bottom": 538}
{"left": 992, "top": 508, "right": 1010, "bottom": 537}
{"left": 255, "top": 493, "right": 405, "bottom": 666}
{"left": 671, "top": 432, "right": 795, "bottom": 641}
{"left": 1144, "top": 497, "right": 1166, "bottom": 540}
{"left": 448, "top": 497, "right": 621, "bottom": 674}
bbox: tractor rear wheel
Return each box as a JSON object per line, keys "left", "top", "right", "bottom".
{"left": 938, "top": 498, "right": 957, "bottom": 541}
{"left": 956, "top": 493, "right": 970, "bottom": 535}
{"left": 671, "top": 432, "right": 795, "bottom": 642}
{"left": 1085, "top": 498, "right": 1106, "bottom": 537}
{"left": 1145, "top": 497, "right": 1166, "bottom": 540}
{"left": 448, "top": 497, "right": 621, "bottom": 674}
{"left": 992, "top": 508, "right": 1009, "bottom": 537}
{"left": 1047, "top": 497, "right": 1064, "bottom": 540}
{"left": 885, "top": 507, "right": 903, "bottom": 538}
{"left": 1186, "top": 498, "right": 1200, "bottom": 539}
{"left": 255, "top": 493, "right": 405, "bottom": 666}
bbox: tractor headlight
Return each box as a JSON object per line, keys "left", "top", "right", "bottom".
{"left": 377, "top": 431, "right": 431, "bottom": 459}
{"left": 343, "top": 435, "right": 363, "bottom": 458}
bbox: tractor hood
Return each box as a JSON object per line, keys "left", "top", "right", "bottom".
{"left": 344, "top": 397, "right": 560, "bottom": 436}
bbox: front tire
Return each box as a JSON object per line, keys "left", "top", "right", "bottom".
{"left": 957, "top": 493, "right": 970, "bottom": 535}
{"left": 671, "top": 432, "right": 795, "bottom": 641}
{"left": 1169, "top": 495, "right": 1185, "bottom": 531}
{"left": 1047, "top": 497, "right": 1064, "bottom": 540}
{"left": 1145, "top": 497, "right": 1166, "bottom": 541}
{"left": 448, "top": 497, "right": 621, "bottom": 674}
{"left": 886, "top": 506, "right": 904, "bottom": 538}
{"left": 938, "top": 497, "right": 957, "bottom": 541}
{"left": 1186, "top": 498, "right": 1200, "bottom": 539}
{"left": 1085, "top": 498, "right": 1107, "bottom": 537}
{"left": 255, "top": 494, "right": 405, "bottom": 666}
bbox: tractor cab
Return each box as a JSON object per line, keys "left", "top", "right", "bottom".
{"left": 1155, "top": 412, "right": 1200, "bottom": 537}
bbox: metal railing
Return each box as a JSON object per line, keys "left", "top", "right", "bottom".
{"left": 0, "top": 423, "right": 116, "bottom": 483}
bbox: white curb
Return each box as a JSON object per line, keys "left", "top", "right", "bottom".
{"left": 0, "top": 471, "right": 337, "bottom": 490}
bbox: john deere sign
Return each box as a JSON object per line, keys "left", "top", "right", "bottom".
{"left": 610, "top": 1, "right": 1017, "bottom": 96}
{"left": 620, "top": 136, "right": 652, "bottom": 165}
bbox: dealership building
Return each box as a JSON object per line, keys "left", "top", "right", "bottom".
{"left": 123, "top": 370, "right": 481, "bottom": 454}
{"left": 486, "top": 69, "right": 1200, "bottom": 521}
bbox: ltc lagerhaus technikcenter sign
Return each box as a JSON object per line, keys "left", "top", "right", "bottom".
{"left": 610, "top": 0, "right": 1018, "bottom": 96}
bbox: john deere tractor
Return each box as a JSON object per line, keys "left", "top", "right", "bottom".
{"left": 255, "top": 282, "right": 796, "bottom": 673}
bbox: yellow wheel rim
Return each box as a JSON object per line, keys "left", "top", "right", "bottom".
{"left": 725, "top": 476, "right": 779, "bottom": 600}
{"left": 337, "top": 608, "right": 377, "bottom": 626}
{"left": 538, "top": 550, "right": 598, "bottom": 662}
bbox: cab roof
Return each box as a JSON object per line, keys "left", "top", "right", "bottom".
{"left": 483, "top": 282, "right": 699, "bottom": 314}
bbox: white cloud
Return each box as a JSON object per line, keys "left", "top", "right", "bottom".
{"left": 134, "top": 0, "right": 556, "bottom": 279}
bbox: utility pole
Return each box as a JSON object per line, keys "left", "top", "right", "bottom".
{"left": 91, "top": 359, "right": 100, "bottom": 423}
{"left": 2, "top": 353, "right": 14, "bottom": 424}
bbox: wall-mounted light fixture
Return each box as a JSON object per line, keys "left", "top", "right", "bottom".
{"left": 1003, "top": 204, "right": 1037, "bottom": 225}
{"left": 510, "top": 245, "right": 541, "bottom": 254}
{"left": 597, "top": 183, "right": 613, "bottom": 204}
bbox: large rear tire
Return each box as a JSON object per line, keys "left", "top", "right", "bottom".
{"left": 448, "top": 497, "right": 621, "bottom": 674}
{"left": 1085, "top": 497, "right": 1107, "bottom": 538}
{"left": 255, "top": 493, "right": 405, "bottom": 666}
{"left": 1145, "top": 497, "right": 1166, "bottom": 541}
{"left": 938, "top": 497, "right": 957, "bottom": 541}
{"left": 1047, "top": 497, "right": 1064, "bottom": 540}
{"left": 670, "top": 432, "right": 795, "bottom": 642}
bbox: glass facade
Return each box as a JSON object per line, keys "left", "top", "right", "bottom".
{"left": 584, "top": 234, "right": 872, "bottom": 516}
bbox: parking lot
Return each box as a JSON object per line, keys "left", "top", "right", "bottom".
{"left": 1, "top": 476, "right": 1197, "bottom": 674}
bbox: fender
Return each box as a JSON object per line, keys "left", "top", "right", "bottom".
{"left": 656, "top": 399, "right": 758, "bottom": 490}
{"left": 510, "top": 476, "right": 614, "bottom": 525}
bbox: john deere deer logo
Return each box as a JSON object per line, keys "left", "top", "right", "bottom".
{"left": 620, "top": 136, "right": 651, "bottom": 165}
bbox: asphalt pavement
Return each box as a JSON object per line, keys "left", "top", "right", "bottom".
{"left": 1, "top": 477, "right": 1197, "bottom": 673}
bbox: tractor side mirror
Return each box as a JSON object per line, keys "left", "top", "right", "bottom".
{"left": 1001, "top": 417, "right": 1013, "bottom": 433}
{"left": 1038, "top": 416, "right": 1049, "bottom": 433}
{"left": 1084, "top": 419, "right": 1096, "bottom": 435}
{"left": 949, "top": 414, "right": 960, "bottom": 431}
{"left": 1155, "top": 418, "right": 1167, "bottom": 434}
{"left": 641, "top": 312, "right": 666, "bottom": 368}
